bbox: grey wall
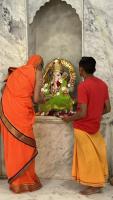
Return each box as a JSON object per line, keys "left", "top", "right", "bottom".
{"left": 0, "top": 0, "right": 28, "bottom": 72}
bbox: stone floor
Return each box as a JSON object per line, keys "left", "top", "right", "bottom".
{"left": 0, "top": 179, "right": 113, "bottom": 200}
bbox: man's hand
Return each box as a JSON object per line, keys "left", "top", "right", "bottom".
{"left": 62, "top": 103, "right": 87, "bottom": 122}
{"left": 61, "top": 115, "right": 72, "bottom": 122}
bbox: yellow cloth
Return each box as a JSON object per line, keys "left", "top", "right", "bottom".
{"left": 72, "top": 129, "right": 108, "bottom": 187}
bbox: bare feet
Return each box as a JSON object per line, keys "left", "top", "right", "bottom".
{"left": 80, "top": 186, "right": 102, "bottom": 195}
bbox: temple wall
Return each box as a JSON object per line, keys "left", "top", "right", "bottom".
{"left": 0, "top": 0, "right": 28, "bottom": 73}
{"left": 0, "top": 0, "right": 113, "bottom": 177}
{"left": 83, "top": 0, "right": 113, "bottom": 175}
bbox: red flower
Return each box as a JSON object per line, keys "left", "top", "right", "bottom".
{"left": 56, "top": 81, "right": 61, "bottom": 87}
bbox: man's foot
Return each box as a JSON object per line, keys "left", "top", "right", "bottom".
{"left": 80, "top": 186, "right": 102, "bottom": 195}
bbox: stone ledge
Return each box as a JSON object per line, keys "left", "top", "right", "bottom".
{"left": 35, "top": 115, "right": 65, "bottom": 124}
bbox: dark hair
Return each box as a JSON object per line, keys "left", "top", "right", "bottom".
{"left": 79, "top": 57, "right": 96, "bottom": 74}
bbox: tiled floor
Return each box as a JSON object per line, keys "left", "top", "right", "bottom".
{"left": 0, "top": 179, "right": 113, "bottom": 200}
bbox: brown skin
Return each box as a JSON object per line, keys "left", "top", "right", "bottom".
{"left": 62, "top": 66, "right": 111, "bottom": 122}
{"left": 33, "top": 62, "right": 45, "bottom": 104}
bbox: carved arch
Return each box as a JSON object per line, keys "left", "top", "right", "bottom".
{"left": 28, "top": 0, "right": 83, "bottom": 24}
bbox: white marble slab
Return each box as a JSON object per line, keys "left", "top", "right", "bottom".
{"left": 34, "top": 116, "right": 74, "bottom": 180}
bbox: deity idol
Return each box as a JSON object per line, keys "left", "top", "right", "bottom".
{"left": 39, "top": 58, "right": 76, "bottom": 116}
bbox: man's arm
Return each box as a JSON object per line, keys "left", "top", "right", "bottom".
{"left": 62, "top": 103, "right": 87, "bottom": 122}
{"left": 62, "top": 82, "right": 88, "bottom": 122}
{"left": 103, "top": 99, "right": 111, "bottom": 114}
{"left": 33, "top": 69, "right": 44, "bottom": 103}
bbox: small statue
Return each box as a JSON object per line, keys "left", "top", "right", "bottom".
{"left": 50, "top": 59, "right": 69, "bottom": 95}
{"left": 39, "top": 58, "right": 76, "bottom": 116}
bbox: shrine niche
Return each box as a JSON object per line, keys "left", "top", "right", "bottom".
{"left": 28, "top": 0, "right": 82, "bottom": 72}
{"left": 27, "top": 0, "right": 82, "bottom": 179}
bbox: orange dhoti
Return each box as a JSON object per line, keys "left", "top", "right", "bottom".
{"left": 0, "top": 57, "right": 42, "bottom": 193}
{"left": 72, "top": 129, "right": 108, "bottom": 187}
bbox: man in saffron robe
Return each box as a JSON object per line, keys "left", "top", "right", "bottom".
{"left": 62, "top": 57, "right": 111, "bottom": 195}
{"left": 0, "top": 55, "right": 44, "bottom": 193}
